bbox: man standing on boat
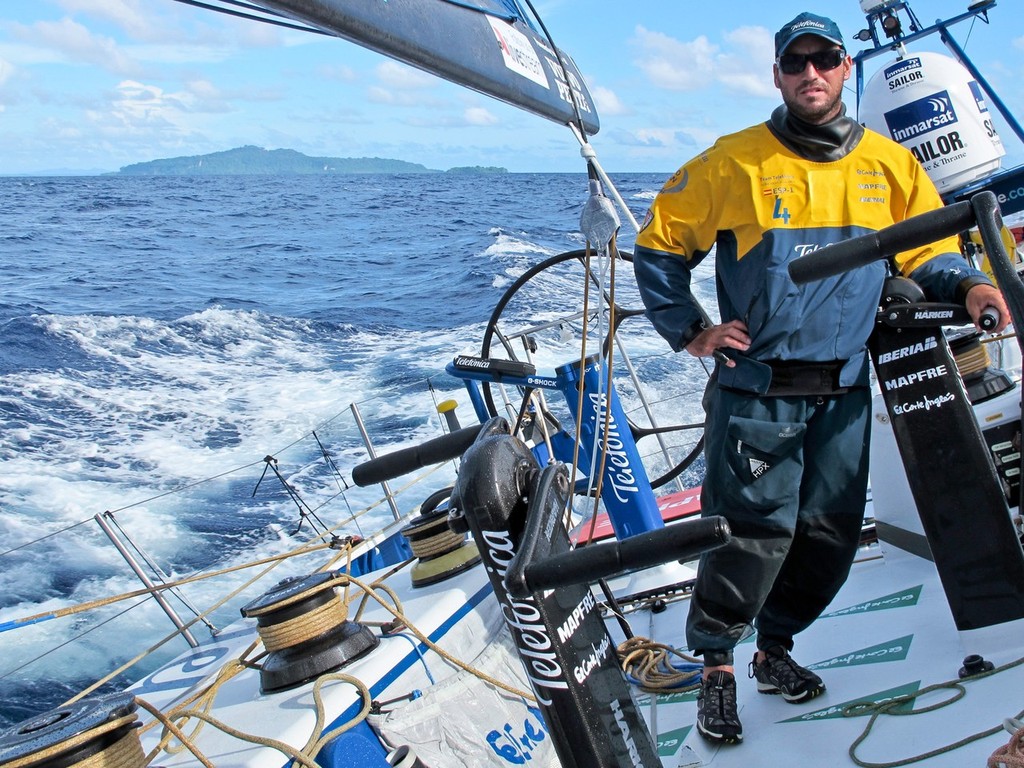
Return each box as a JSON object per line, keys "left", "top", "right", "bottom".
{"left": 632, "top": 11, "right": 1009, "bottom": 745}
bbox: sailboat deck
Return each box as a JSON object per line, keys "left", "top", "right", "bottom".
{"left": 612, "top": 547, "right": 1024, "bottom": 767}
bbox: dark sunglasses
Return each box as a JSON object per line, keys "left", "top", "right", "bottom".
{"left": 777, "top": 48, "right": 846, "bottom": 75}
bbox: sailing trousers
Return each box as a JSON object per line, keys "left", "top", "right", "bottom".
{"left": 685, "top": 384, "right": 871, "bottom": 666}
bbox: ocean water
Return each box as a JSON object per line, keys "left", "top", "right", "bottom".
{"left": 0, "top": 171, "right": 716, "bottom": 727}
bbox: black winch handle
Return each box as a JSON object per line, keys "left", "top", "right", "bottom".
{"left": 505, "top": 516, "right": 731, "bottom": 598}
{"left": 788, "top": 200, "right": 975, "bottom": 284}
{"left": 352, "top": 423, "right": 486, "bottom": 486}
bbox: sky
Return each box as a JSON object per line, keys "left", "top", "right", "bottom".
{"left": 0, "top": 0, "right": 1021, "bottom": 175}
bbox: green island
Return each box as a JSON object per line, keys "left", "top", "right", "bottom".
{"left": 116, "top": 146, "right": 507, "bottom": 175}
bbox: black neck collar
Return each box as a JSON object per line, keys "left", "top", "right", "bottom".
{"left": 767, "top": 104, "right": 864, "bottom": 162}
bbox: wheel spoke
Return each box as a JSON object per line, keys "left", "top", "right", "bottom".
{"left": 479, "top": 249, "right": 708, "bottom": 493}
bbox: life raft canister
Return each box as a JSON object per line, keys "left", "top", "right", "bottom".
{"left": 860, "top": 50, "right": 1005, "bottom": 193}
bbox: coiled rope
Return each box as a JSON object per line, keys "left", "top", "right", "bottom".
{"left": 0, "top": 712, "right": 144, "bottom": 768}
{"left": 990, "top": 720, "right": 1024, "bottom": 768}
{"left": 951, "top": 333, "right": 993, "bottom": 379}
{"left": 406, "top": 528, "right": 464, "bottom": 560}
{"left": 617, "top": 636, "right": 701, "bottom": 694}
{"left": 257, "top": 595, "right": 349, "bottom": 652}
{"left": 845, "top": 652, "right": 1024, "bottom": 768}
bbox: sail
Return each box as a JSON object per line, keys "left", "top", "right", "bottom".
{"left": 253, "top": 0, "right": 600, "bottom": 134}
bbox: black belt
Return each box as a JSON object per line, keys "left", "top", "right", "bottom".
{"left": 763, "top": 359, "right": 849, "bottom": 396}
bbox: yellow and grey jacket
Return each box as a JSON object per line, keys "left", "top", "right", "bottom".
{"left": 634, "top": 106, "right": 990, "bottom": 394}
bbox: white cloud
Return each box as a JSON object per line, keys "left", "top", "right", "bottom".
{"left": 57, "top": 0, "right": 158, "bottom": 42}
{"left": 366, "top": 86, "right": 443, "bottom": 107}
{"left": 592, "top": 85, "right": 628, "bottom": 116}
{"left": 108, "top": 80, "right": 183, "bottom": 125}
{"left": 464, "top": 106, "right": 498, "bottom": 126}
{"left": 17, "top": 17, "right": 137, "bottom": 75}
{"left": 375, "top": 60, "right": 438, "bottom": 89}
{"left": 630, "top": 24, "right": 775, "bottom": 97}
{"left": 318, "top": 64, "right": 358, "bottom": 83}
{"left": 632, "top": 27, "right": 717, "bottom": 91}
{"left": 717, "top": 25, "right": 775, "bottom": 97}
{"left": 631, "top": 128, "right": 675, "bottom": 147}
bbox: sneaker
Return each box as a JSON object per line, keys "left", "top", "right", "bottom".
{"left": 696, "top": 670, "right": 743, "bottom": 744}
{"left": 749, "top": 646, "right": 825, "bottom": 703}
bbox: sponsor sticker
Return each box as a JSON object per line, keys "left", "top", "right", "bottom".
{"left": 882, "top": 364, "right": 949, "bottom": 391}
{"left": 883, "top": 90, "right": 958, "bottom": 142}
{"left": 488, "top": 17, "right": 548, "bottom": 88}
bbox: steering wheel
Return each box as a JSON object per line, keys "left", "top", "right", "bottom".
{"left": 478, "top": 248, "right": 707, "bottom": 491}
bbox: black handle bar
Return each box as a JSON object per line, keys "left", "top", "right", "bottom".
{"left": 789, "top": 192, "right": 1024, "bottom": 337}
{"left": 504, "top": 515, "right": 730, "bottom": 598}
{"left": 788, "top": 200, "right": 975, "bottom": 284}
{"left": 352, "top": 423, "right": 486, "bottom": 486}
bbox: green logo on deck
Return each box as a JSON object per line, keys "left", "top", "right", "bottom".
{"left": 637, "top": 688, "right": 700, "bottom": 705}
{"left": 657, "top": 725, "right": 692, "bottom": 756}
{"left": 821, "top": 585, "right": 922, "bottom": 617}
{"left": 807, "top": 635, "right": 913, "bottom": 670}
{"left": 781, "top": 681, "right": 920, "bottom": 722}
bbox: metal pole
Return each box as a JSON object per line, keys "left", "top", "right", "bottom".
{"left": 937, "top": 23, "right": 1024, "bottom": 146}
{"left": 350, "top": 402, "right": 403, "bottom": 521}
{"left": 94, "top": 513, "right": 199, "bottom": 648}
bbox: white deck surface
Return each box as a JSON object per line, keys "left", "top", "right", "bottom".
{"left": 129, "top": 525, "right": 1024, "bottom": 767}
{"left": 617, "top": 548, "right": 1024, "bottom": 768}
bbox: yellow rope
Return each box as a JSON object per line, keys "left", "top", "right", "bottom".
{"left": 126, "top": 569, "right": 531, "bottom": 768}
{"left": 257, "top": 597, "right": 349, "bottom": 652}
{"left": 14, "top": 462, "right": 447, "bottom": 633}
{"left": 407, "top": 529, "right": 465, "bottom": 559}
{"left": 0, "top": 714, "right": 142, "bottom": 768}
{"left": 63, "top": 544, "right": 346, "bottom": 708}
{"left": 14, "top": 542, "right": 333, "bottom": 630}
{"left": 952, "top": 340, "right": 991, "bottom": 379}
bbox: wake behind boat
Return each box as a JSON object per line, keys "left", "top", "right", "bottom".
{"left": 2, "top": 1, "right": 1024, "bottom": 767}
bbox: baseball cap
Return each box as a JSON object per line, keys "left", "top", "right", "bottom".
{"left": 774, "top": 12, "right": 845, "bottom": 57}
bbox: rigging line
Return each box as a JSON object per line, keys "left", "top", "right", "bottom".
{"left": 0, "top": 517, "right": 92, "bottom": 558}
{"left": 589, "top": 240, "right": 619, "bottom": 522}
{"left": 260, "top": 456, "right": 333, "bottom": 535}
{"left": 168, "top": 0, "right": 332, "bottom": 36}
{"left": 6, "top": 456, "right": 266, "bottom": 557}
{"left": 571, "top": 125, "right": 641, "bottom": 234}
{"left": 569, "top": 247, "right": 597, "bottom": 511}
{"left": 5, "top": 465, "right": 434, "bottom": 635}
{"left": 313, "top": 430, "right": 349, "bottom": 492}
{"left": 963, "top": 13, "right": 978, "bottom": 47}
{"left": 520, "top": 0, "right": 589, "bottom": 142}
{"left": 1, "top": 541, "right": 332, "bottom": 635}
{"left": 62, "top": 546, "right": 333, "bottom": 708}
{"left": 104, "top": 511, "right": 217, "bottom": 628}
{"left": 54, "top": 392, "right": 384, "bottom": 528}
{"left": 107, "top": 456, "right": 267, "bottom": 516}
{"left": 0, "top": 595, "right": 149, "bottom": 683}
